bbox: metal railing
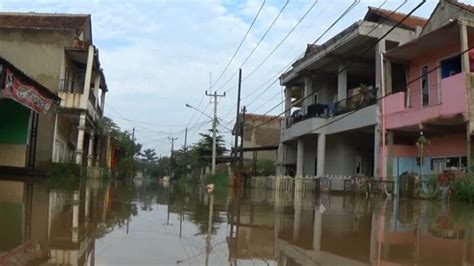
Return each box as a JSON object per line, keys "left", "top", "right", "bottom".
{"left": 334, "top": 88, "right": 377, "bottom": 115}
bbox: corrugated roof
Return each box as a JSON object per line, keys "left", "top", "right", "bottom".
{"left": 0, "top": 12, "right": 89, "bottom": 35}
{"left": 366, "top": 7, "right": 427, "bottom": 30}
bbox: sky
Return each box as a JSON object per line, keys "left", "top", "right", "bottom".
{"left": 0, "top": 0, "right": 447, "bottom": 156}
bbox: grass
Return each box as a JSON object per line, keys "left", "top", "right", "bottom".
{"left": 451, "top": 176, "right": 474, "bottom": 203}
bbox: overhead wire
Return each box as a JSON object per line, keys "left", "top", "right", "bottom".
{"left": 246, "top": 0, "right": 427, "bottom": 131}
{"left": 210, "top": 0, "right": 266, "bottom": 90}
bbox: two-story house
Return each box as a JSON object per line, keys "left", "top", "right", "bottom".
{"left": 382, "top": 0, "right": 474, "bottom": 177}
{"left": 278, "top": 7, "right": 426, "bottom": 178}
{"left": 0, "top": 12, "right": 108, "bottom": 169}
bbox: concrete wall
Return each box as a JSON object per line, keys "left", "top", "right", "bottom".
{"left": 0, "top": 144, "right": 27, "bottom": 167}
{"left": 53, "top": 114, "right": 77, "bottom": 163}
{"left": 0, "top": 28, "right": 75, "bottom": 168}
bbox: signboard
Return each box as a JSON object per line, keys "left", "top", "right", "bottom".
{"left": 2, "top": 69, "right": 52, "bottom": 114}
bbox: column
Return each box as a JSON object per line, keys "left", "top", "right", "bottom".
{"left": 284, "top": 86, "right": 292, "bottom": 118}
{"left": 337, "top": 65, "right": 347, "bottom": 101}
{"left": 100, "top": 90, "right": 106, "bottom": 114}
{"left": 72, "top": 191, "right": 80, "bottom": 243}
{"left": 386, "top": 132, "right": 394, "bottom": 178}
{"left": 313, "top": 209, "right": 322, "bottom": 251}
{"left": 87, "top": 131, "right": 95, "bottom": 167}
{"left": 304, "top": 75, "right": 313, "bottom": 107}
{"left": 293, "top": 192, "right": 302, "bottom": 242}
{"left": 317, "top": 133, "right": 326, "bottom": 177}
{"left": 460, "top": 23, "right": 474, "bottom": 169}
{"left": 93, "top": 73, "right": 101, "bottom": 109}
{"left": 75, "top": 113, "right": 87, "bottom": 165}
{"left": 277, "top": 143, "right": 286, "bottom": 176}
{"left": 374, "top": 40, "right": 386, "bottom": 177}
{"left": 51, "top": 114, "right": 59, "bottom": 162}
{"left": 296, "top": 139, "right": 304, "bottom": 177}
{"left": 81, "top": 45, "right": 95, "bottom": 109}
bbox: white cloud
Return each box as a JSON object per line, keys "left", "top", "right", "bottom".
{"left": 1, "top": 0, "right": 439, "bottom": 155}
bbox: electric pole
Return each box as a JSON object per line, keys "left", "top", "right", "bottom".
{"left": 129, "top": 127, "right": 135, "bottom": 180}
{"left": 184, "top": 127, "right": 188, "bottom": 177}
{"left": 233, "top": 69, "right": 242, "bottom": 185}
{"left": 205, "top": 90, "right": 226, "bottom": 175}
{"left": 168, "top": 136, "right": 178, "bottom": 178}
{"left": 239, "top": 106, "right": 246, "bottom": 188}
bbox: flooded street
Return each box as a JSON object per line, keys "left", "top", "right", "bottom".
{"left": 0, "top": 179, "right": 473, "bottom": 265}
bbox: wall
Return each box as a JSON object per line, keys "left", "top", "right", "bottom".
{"left": 407, "top": 43, "right": 461, "bottom": 109}
{"left": 53, "top": 114, "right": 77, "bottom": 163}
{"left": 0, "top": 28, "right": 75, "bottom": 168}
{"left": 303, "top": 136, "right": 317, "bottom": 176}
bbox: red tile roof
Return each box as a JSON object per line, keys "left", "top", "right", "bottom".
{"left": 366, "top": 7, "right": 428, "bottom": 30}
{"left": 447, "top": 0, "right": 474, "bottom": 13}
{"left": 0, "top": 12, "right": 89, "bottom": 35}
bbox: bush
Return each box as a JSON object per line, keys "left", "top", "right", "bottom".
{"left": 256, "top": 159, "right": 276, "bottom": 176}
{"left": 117, "top": 158, "right": 139, "bottom": 179}
{"left": 451, "top": 176, "right": 474, "bottom": 203}
{"left": 206, "top": 172, "right": 228, "bottom": 188}
{"left": 48, "top": 163, "right": 81, "bottom": 189}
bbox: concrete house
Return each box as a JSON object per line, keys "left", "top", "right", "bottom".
{"left": 277, "top": 7, "right": 427, "bottom": 178}
{"left": 0, "top": 12, "right": 108, "bottom": 169}
{"left": 382, "top": 0, "right": 474, "bottom": 177}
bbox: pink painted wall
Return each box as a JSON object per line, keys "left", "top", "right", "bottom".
{"left": 392, "top": 133, "right": 466, "bottom": 157}
{"left": 407, "top": 43, "right": 461, "bottom": 109}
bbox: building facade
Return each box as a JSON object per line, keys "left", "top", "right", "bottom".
{"left": 0, "top": 12, "right": 108, "bottom": 169}
{"left": 278, "top": 7, "right": 426, "bottom": 178}
{"left": 381, "top": 0, "right": 474, "bottom": 177}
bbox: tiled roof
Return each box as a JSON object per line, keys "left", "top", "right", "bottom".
{"left": 0, "top": 12, "right": 89, "bottom": 35}
{"left": 366, "top": 7, "right": 427, "bottom": 30}
{"left": 448, "top": 0, "right": 474, "bottom": 13}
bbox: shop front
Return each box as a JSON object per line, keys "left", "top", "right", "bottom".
{"left": 0, "top": 57, "right": 59, "bottom": 172}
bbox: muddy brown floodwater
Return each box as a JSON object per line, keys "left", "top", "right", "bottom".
{"left": 0, "top": 178, "right": 473, "bottom": 265}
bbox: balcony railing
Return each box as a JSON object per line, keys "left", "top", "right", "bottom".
{"left": 334, "top": 88, "right": 377, "bottom": 115}
{"left": 58, "top": 78, "right": 84, "bottom": 94}
{"left": 286, "top": 88, "right": 377, "bottom": 128}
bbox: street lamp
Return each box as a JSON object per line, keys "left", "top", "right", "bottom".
{"left": 185, "top": 103, "right": 217, "bottom": 175}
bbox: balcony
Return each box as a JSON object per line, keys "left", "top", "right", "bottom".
{"left": 384, "top": 72, "right": 467, "bottom": 130}
{"left": 282, "top": 88, "right": 378, "bottom": 141}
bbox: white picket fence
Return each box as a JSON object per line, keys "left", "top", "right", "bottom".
{"left": 248, "top": 175, "right": 354, "bottom": 193}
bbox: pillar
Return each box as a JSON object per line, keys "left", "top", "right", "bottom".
{"left": 296, "top": 139, "right": 304, "bottom": 177}
{"left": 284, "top": 87, "right": 292, "bottom": 118}
{"left": 72, "top": 191, "right": 79, "bottom": 243}
{"left": 386, "top": 132, "right": 394, "bottom": 178}
{"left": 293, "top": 192, "right": 302, "bottom": 242}
{"left": 304, "top": 75, "right": 313, "bottom": 107}
{"left": 52, "top": 113, "right": 59, "bottom": 162}
{"left": 87, "top": 131, "right": 95, "bottom": 167}
{"left": 277, "top": 142, "right": 286, "bottom": 176}
{"left": 337, "top": 65, "right": 347, "bottom": 101}
{"left": 75, "top": 113, "right": 86, "bottom": 165}
{"left": 374, "top": 40, "right": 386, "bottom": 177}
{"left": 313, "top": 209, "right": 322, "bottom": 251}
{"left": 460, "top": 22, "right": 474, "bottom": 169}
{"left": 81, "top": 45, "right": 95, "bottom": 109}
{"left": 100, "top": 90, "right": 106, "bottom": 114}
{"left": 93, "top": 73, "right": 101, "bottom": 109}
{"left": 317, "top": 133, "right": 326, "bottom": 177}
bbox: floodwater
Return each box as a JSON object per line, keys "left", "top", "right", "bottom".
{"left": 0, "top": 179, "right": 473, "bottom": 265}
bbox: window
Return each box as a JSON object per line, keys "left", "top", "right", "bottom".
{"left": 430, "top": 156, "right": 467, "bottom": 173}
{"left": 440, "top": 55, "right": 462, "bottom": 79}
{"left": 421, "top": 65, "right": 429, "bottom": 107}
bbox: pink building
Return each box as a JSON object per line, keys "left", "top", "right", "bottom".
{"left": 381, "top": 0, "right": 474, "bottom": 177}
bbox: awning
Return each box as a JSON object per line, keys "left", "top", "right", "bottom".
{"left": 0, "top": 57, "right": 60, "bottom": 114}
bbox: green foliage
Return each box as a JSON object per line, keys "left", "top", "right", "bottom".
{"left": 451, "top": 176, "right": 474, "bottom": 203}
{"left": 148, "top": 156, "right": 171, "bottom": 178}
{"left": 116, "top": 158, "right": 139, "bottom": 179}
{"left": 206, "top": 172, "right": 228, "bottom": 188}
{"left": 256, "top": 159, "right": 276, "bottom": 176}
{"left": 48, "top": 163, "right": 81, "bottom": 189}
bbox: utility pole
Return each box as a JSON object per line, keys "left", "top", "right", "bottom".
{"left": 129, "top": 127, "right": 135, "bottom": 180}
{"left": 239, "top": 106, "right": 246, "bottom": 188}
{"left": 184, "top": 127, "right": 188, "bottom": 177}
{"left": 205, "top": 90, "right": 226, "bottom": 175}
{"left": 233, "top": 69, "right": 242, "bottom": 186}
{"left": 168, "top": 136, "right": 178, "bottom": 177}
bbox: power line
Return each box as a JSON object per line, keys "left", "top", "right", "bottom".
{"left": 220, "top": 0, "right": 362, "bottom": 120}
{"left": 246, "top": 0, "right": 427, "bottom": 131}
{"left": 210, "top": 0, "right": 266, "bottom": 90}
{"left": 215, "top": 0, "right": 290, "bottom": 92}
